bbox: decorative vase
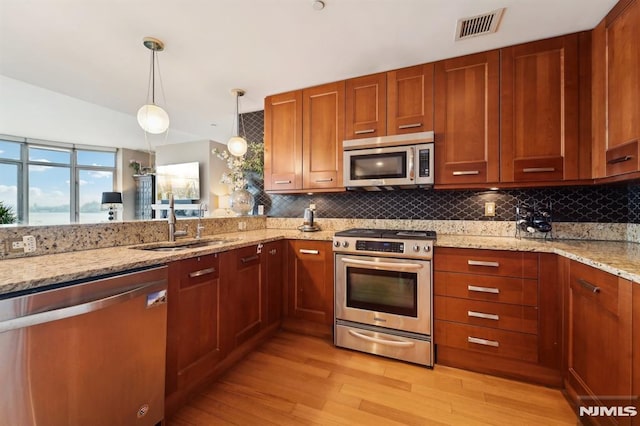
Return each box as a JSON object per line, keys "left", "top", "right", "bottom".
{"left": 229, "top": 188, "right": 255, "bottom": 216}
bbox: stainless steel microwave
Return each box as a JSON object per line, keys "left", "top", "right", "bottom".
{"left": 343, "top": 131, "right": 434, "bottom": 189}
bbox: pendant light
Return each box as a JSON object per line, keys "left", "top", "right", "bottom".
{"left": 137, "top": 37, "right": 170, "bottom": 134}
{"left": 227, "top": 88, "right": 248, "bottom": 157}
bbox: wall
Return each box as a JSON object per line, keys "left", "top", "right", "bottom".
{"left": 241, "top": 110, "right": 640, "bottom": 224}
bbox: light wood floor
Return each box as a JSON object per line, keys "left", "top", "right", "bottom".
{"left": 168, "top": 331, "right": 576, "bottom": 425}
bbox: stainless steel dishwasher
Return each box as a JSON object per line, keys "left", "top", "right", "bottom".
{"left": 0, "top": 265, "right": 168, "bottom": 426}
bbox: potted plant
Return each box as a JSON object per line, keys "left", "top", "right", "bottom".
{"left": 0, "top": 201, "right": 17, "bottom": 224}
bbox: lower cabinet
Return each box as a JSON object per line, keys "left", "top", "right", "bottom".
{"left": 434, "top": 248, "right": 563, "bottom": 387}
{"left": 165, "top": 244, "right": 284, "bottom": 417}
{"left": 165, "top": 254, "right": 224, "bottom": 413}
{"left": 564, "top": 259, "right": 633, "bottom": 425}
{"left": 285, "top": 240, "right": 334, "bottom": 336}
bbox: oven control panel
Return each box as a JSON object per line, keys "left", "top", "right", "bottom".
{"left": 333, "top": 237, "right": 433, "bottom": 259}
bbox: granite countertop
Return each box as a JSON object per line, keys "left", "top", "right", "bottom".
{"left": 1, "top": 229, "right": 639, "bottom": 297}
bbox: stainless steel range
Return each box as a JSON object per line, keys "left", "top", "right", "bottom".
{"left": 333, "top": 228, "right": 435, "bottom": 367}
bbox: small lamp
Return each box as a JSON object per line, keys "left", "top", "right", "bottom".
{"left": 101, "top": 192, "right": 123, "bottom": 221}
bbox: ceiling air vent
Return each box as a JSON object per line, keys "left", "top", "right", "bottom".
{"left": 455, "top": 8, "right": 505, "bottom": 41}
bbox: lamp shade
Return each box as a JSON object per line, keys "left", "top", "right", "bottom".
{"left": 137, "top": 104, "right": 170, "bottom": 134}
{"left": 101, "top": 192, "right": 123, "bottom": 205}
{"left": 227, "top": 136, "right": 248, "bottom": 157}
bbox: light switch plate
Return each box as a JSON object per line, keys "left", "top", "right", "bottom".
{"left": 484, "top": 202, "right": 496, "bottom": 217}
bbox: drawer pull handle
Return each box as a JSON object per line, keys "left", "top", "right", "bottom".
{"left": 240, "top": 255, "right": 259, "bottom": 264}
{"left": 299, "top": 249, "right": 319, "bottom": 255}
{"left": 189, "top": 267, "right": 216, "bottom": 278}
{"left": 577, "top": 278, "right": 601, "bottom": 294}
{"left": 452, "top": 170, "right": 480, "bottom": 176}
{"left": 467, "top": 285, "right": 500, "bottom": 294}
{"left": 274, "top": 180, "right": 292, "bottom": 185}
{"left": 467, "top": 311, "right": 500, "bottom": 321}
{"left": 348, "top": 329, "right": 415, "bottom": 348}
{"left": 468, "top": 260, "right": 500, "bottom": 267}
{"left": 315, "top": 178, "right": 333, "bottom": 183}
{"left": 468, "top": 336, "right": 499, "bottom": 347}
{"left": 398, "top": 123, "right": 422, "bottom": 129}
{"left": 355, "top": 129, "right": 376, "bottom": 135}
{"left": 607, "top": 155, "right": 633, "bottom": 165}
{"left": 523, "top": 167, "right": 556, "bottom": 173}
{"left": 269, "top": 249, "right": 277, "bottom": 255}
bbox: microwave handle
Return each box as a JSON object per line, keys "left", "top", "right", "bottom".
{"left": 408, "top": 146, "right": 415, "bottom": 180}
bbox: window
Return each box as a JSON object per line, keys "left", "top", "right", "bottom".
{"left": 0, "top": 136, "right": 117, "bottom": 225}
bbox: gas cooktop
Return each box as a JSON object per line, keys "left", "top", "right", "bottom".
{"left": 334, "top": 228, "right": 437, "bottom": 240}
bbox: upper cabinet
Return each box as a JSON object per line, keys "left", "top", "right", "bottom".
{"left": 592, "top": 0, "right": 640, "bottom": 178}
{"left": 500, "top": 34, "right": 581, "bottom": 183}
{"left": 264, "top": 82, "right": 344, "bottom": 193}
{"left": 303, "top": 82, "right": 345, "bottom": 190}
{"left": 344, "top": 65, "right": 434, "bottom": 141}
{"left": 435, "top": 51, "right": 500, "bottom": 185}
{"left": 264, "top": 90, "right": 303, "bottom": 191}
{"left": 345, "top": 73, "right": 387, "bottom": 139}
{"left": 387, "top": 64, "right": 434, "bottom": 135}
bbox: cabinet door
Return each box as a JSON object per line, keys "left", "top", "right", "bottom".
{"left": 435, "top": 51, "right": 500, "bottom": 185}
{"left": 566, "top": 260, "right": 633, "bottom": 418}
{"left": 222, "top": 245, "right": 266, "bottom": 348}
{"left": 501, "top": 35, "right": 580, "bottom": 182}
{"left": 345, "top": 73, "right": 387, "bottom": 140}
{"left": 303, "top": 82, "right": 345, "bottom": 190}
{"left": 387, "top": 64, "right": 434, "bottom": 135}
{"left": 593, "top": 0, "right": 640, "bottom": 178}
{"left": 264, "top": 90, "right": 303, "bottom": 191}
{"left": 287, "top": 240, "right": 334, "bottom": 326}
{"left": 263, "top": 240, "right": 284, "bottom": 326}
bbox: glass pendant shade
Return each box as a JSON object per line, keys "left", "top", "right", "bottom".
{"left": 227, "top": 136, "right": 248, "bottom": 157}
{"left": 137, "top": 104, "right": 170, "bottom": 134}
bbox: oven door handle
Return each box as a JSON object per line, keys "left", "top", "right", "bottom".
{"left": 348, "top": 329, "right": 416, "bottom": 348}
{"left": 341, "top": 258, "right": 424, "bottom": 271}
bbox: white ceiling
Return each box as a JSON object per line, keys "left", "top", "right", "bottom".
{"left": 0, "top": 0, "right": 617, "bottom": 151}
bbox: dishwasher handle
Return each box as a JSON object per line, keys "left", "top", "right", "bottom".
{"left": 0, "top": 279, "right": 167, "bottom": 334}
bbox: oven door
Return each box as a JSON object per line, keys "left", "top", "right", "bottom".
{"left": 343, "top": 146, "right": 414, "bottom": 187}
{"left": 335, "top": 254, "right": 431, "bottom": 335}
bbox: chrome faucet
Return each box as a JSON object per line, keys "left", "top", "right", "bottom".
{"left": 195, "top": 203, "right": 206, "bottom": 239}
{"left": 168, "top": 194, "right": 188, "bottom": 241}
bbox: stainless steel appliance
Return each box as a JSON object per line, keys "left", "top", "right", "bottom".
{"left": 343, "top": 131, "right": 434, "bottom": 190}
{"left": 0, "top": 266, "right": 168, "bottom": 426}
{"left": 333, "top": 228, "right": 435, "bottom": 366}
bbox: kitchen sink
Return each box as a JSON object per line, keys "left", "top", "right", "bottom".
{"left": 130, "top": 237, "right": 240, "bottom": 252}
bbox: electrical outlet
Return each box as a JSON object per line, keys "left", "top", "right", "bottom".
{"left": 484, "top": 202, "right": 496, "bottom": 217}
{"left": 238, "top": 221, "right": 247, "bottom": 231}
{"left": 23, "top": 236, "right": 36, "bottom": 253}
{"left": 7, "top": 238, "right": 24, "bottom": 253}
{"left": 309, "top": 203, "right": 316, "bottom": 210}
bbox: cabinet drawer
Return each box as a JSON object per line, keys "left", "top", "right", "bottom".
{"left": 179, "top": 254, "right": 219, "bottom": 288}
{"left": 435, "top": 248, "right": 538, "bottom": 278}
{"left": 435, "top": 296, "right": 537, "bottom": 334}
{"left": 434, "top": 271, "right": 538, "bottom": 306}
{"left": 435, "top": 320, "right": 538, "bottom": 363}
{"left": 569, "top": 260, "right": 620, "bottom": 317}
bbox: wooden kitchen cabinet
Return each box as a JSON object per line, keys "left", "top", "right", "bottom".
{"left": 434, "top": 51, "right": 500, "bottom": 186}
{"left": 220, "top": 244, "right": 267, "bottom": 349}
{"left": 263, "top": 240, "right": 284, "bottom": 326}
{"left": 165, "top": 254, "right": 224, "bottom": 410}
{"left": 387, "top": 64, "right": 434, "bottom": 135}
{"left": 564, "top": 259, "right": 633, "bottom": 424}
{"left": 345, "top": 72, "right": 387, "bottom": 140}
{"left": 434, "top": 248, "right": 563, "bottom": 386}
{"left": 303, "top": 81, "right": 345, "bottom": 190}
{"left": 285, "top": 240, "right": 334, "bottom": 332}
{"left": 500, "top": 34, "right": 582, "bottom": 183}
{"left": 264, "top": 90, "right": 303, "bottom": 191}
{"left": 592, "top": 0, "right": 640, "bottom": 179}
{"left": 264, "top": 82, "right": 344, "bottom": 193}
